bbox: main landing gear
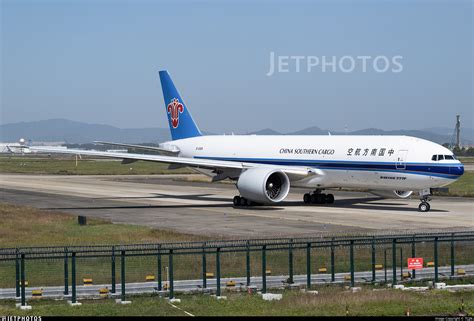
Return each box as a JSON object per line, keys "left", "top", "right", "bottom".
{"left": 233, "top": 196, "right": 259, "bottom": 207}
{"left": 303, "top": 190, "right": 335, "bottom": 205}
{"left": 418, "top": 189, "right": 431, "bottom": 212}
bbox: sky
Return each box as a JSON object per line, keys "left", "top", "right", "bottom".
{"left": 1, "top": 0, "right": 472, "bottom": 133}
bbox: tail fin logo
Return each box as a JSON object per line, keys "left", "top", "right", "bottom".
{"left": 167, "top": 98, "right": 184, "bottom": 128}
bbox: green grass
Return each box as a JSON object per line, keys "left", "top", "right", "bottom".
{"left": 0, "top": 203, "right": 208, "bottom": 247}
{"left": 0, "top": 202, "right": 473, "bottom": 290}
{"left": 0, "top": 203, "right": 473, "bottom": 316}
{"left": 435, "top": 171, "right": 474, "bottom": 197}
{"left": 0, "top": 155, "right": 193, "bottom": 175}
{"left": 459, "top": 157, "right": 474, "bottom": 165}
{"left": 0, "top": 287, "right": 472, "bottom": 316}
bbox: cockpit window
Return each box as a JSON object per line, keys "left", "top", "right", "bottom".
{"left": 432, "top": 154, "right": 456, "bottom": 161}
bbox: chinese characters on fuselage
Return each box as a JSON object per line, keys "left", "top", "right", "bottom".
{"left": 347, "top": 148, "right": 394, "bottom": 157}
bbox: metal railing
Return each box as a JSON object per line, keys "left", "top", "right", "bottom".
{"left": 1, "top": 231, "right": 473, "bottom": 307}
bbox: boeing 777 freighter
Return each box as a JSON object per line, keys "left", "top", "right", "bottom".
{"left": 30, "top": 70, "right": 465, "bottom": 212}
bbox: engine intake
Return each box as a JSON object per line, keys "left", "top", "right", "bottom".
{"left": 237, "top": 168, "right": 290, "bottom": 204}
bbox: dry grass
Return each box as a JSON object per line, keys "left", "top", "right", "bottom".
{"left": 0, "top": 286, "right": 472, "bottom": 316}
{"left": 0, "top": 155, "right": 193, "bottom": 175}
{"left": 1, "top": 202, "right": 472, "bottom": 290}
{"left": 0, "top": 202, "right": 208, "bottom": 247}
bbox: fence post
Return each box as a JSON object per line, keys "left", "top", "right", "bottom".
{"left": 169, "top": 249, "right": 174, "bottom": 299}
{"left": 434, "top": 237, "right": 439, "bottom": 283}
{"left": 15, "top": 249, "right": 20, "bottom": 298}
{"left": 350, "top": 240, "right": 355, "bottom": 288}
{"left": 371, "top": 237, "right": 376, "bottom": 283}
{"left": 63, "top": 247, "right": 69, "bottom": 296}
{"left": 306, "top": 242, "right": 311, "bottom": 289}
{"left": 111, "top": 246, "right": 116, "bottom": 294}
{"left": 392, "top": 239, "right": 397, "bottom": 286}
{"left": 450, "top": 233, "right": 455, "bottom": 277}
{"left": 71, "top": 252, "right": 76, "bottom": 304}
{"left": 216, "top": 247, "right": 221, "bottom": 297}
{"left": 202, "top": 246, "right": 207, "bottom": 289}
{"left": 411, "top": 235, "right": 416, "bottom": 279}
{"left": 384, "top": 249, "right": 387, "bottom": 284}
{"left": 121, "top": 250, "right": 126, "bottom": 302}
{"left": 20, "top": 253, "right": 26, "bottom": 307}
{"left": 246, "top": 241, "right": 251, "bottom": 286}
{"left": 400, "top": 247, "right": 403, "bottom": 279}
{"left": 330, "top": 238, "right": 335, "bottom": 282}
{"left": 262, "top": 245, "right": 267, "bottom": 294}
{"left": 157, "top": 245, "right": 162, "bottom": 291}
{"left": 288, "top": 239, "right": 294, "bottom": 284}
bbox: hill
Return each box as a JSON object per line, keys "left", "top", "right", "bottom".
{"left": 1, "top": 119, "right": 472, "bottom": 145}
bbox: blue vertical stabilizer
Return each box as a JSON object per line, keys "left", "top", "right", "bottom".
{"left": 159, "top": 70, "right": 202, "bottom": 140}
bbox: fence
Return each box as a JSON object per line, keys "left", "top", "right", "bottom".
{"left": 1, "top": 231, "right": 473, "bottom": 306}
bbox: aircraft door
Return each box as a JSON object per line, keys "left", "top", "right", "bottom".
{"left": 396, "top": 150, "right": 408, "bottom": 170}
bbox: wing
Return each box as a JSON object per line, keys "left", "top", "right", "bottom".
{"left": 29, "top": 147, "right": 320, "bottom": 180}
{"left": 94, "top": 141, "right": 179, "bottom": 155}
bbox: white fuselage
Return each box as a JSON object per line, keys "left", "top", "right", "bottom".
{"left": 166, "top": 135, "right": 464, "bottom": 191}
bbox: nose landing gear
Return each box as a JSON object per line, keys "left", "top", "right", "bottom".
{"left": 303, "top": 190, "right": 335, "bottom": 205}
{"left": 418, "top": 201, "right": 430, "bottom": 212}
{"left": 418, "top": 189, "right": 431, "bottom": 212}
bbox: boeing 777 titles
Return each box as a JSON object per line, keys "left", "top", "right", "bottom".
{"left": 30, "top": 70, "right": 465, "bottom": 212}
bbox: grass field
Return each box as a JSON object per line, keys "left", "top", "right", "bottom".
{"left": 433, "top": 170, "right": 474, "bottom": 197}
{"left": 0, "top": 203, "right": 208, "bottom": 247}
{"left": 0, "top": 287, "right": 472, "bottom": 316}
{"left": 459, "top": 157, "right": 474, "bottom": 164}
{"left": 0, "top": 202, "right": 473, "bottom": 289}
{"left": 0, "top": 155, "right": 193, "bottom": 175}
{"left": 0, "top": 203, "right": 473, "bottom": 316}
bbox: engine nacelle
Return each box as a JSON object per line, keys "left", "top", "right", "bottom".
{"left": 370, "top": 190, "right": 413, "bottom": 199}
{"left": 237, "top": 168, "right": 290, "bottom": 204}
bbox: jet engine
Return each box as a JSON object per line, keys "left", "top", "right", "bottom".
{"left": 237, "top": 168, "right": 290, "bottom": 204}
{"left": 370, "top": 190, "right": 413, "bottom": 199}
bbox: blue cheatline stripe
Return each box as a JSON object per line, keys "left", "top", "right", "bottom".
{"left": 194, "top": 156, "right": 463, "bottom": 179}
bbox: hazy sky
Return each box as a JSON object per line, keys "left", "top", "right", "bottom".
{"left": 1, "top": 0, "right": 472, "bottom": 133}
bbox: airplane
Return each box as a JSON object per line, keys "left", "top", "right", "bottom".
{"left": 30, "top": 70, "right": 465, "bottom": 212}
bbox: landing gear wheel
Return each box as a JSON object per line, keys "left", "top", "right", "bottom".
{"left": 418, "top": 202, "right": 430, "bottom": 212}
{"left": 303, "top": 193, "right": 311, "bottom": 204}
{"left": 316, "top": 194, "right": 325, "bottom": 204}
{"left": 241, "top": 198, "right": 248, "bottom": 207}
{"left": 233, "top": 196, "right": 241, "bottom": 207}
{"left": 325, "top": 194, "right": 335, "bottom": 204}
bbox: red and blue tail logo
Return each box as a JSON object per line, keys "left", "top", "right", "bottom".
{"left": 167, "top": 98, "right": 184, "bottom": 128}
{"left": 159, "top": 70, "right": 202, "bottom": 140}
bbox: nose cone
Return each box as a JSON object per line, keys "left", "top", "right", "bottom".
{"left": 450, "top": 163, "right": 464, "bottom": 176}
